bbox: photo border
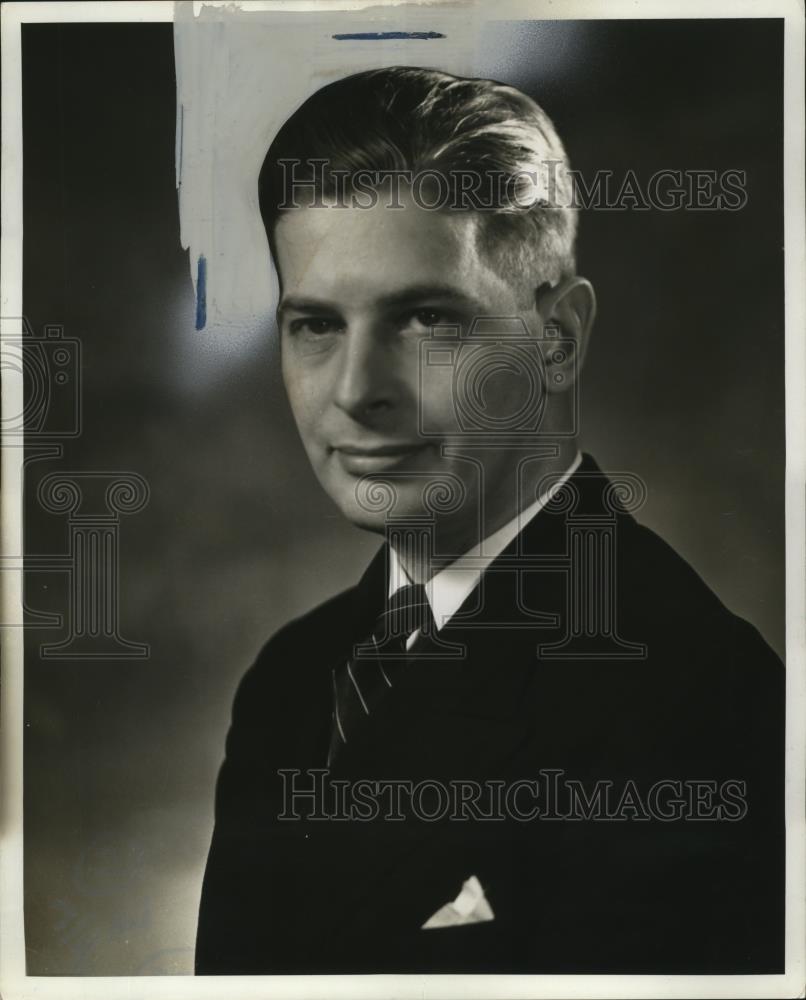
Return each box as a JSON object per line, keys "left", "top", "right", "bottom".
{"left": 1, "top": 1, "right": 803, "bottom": 997}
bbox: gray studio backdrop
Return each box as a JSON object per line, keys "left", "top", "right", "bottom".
{"left": 22, "top": 18, "right": 783, "bottom": 974}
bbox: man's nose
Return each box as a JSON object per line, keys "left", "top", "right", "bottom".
{"left": 332, "top": 325, "right": 398, "bottom": 420}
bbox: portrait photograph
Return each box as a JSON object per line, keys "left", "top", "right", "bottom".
{"left": 1, "top": 1, "right": 804, "bottom": 998}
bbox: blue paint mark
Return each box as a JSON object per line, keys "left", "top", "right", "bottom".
{"left": 332, "top": 30, "right": 445, "bottom": 40}
{"left": 177, "top": 104, "right": 184, "bottom": 188}
{"left": 195, "top": 254, "right": 207, "bottom": 330}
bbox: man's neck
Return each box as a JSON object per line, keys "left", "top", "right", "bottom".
{"left": 394, "top": 442, "right": 581, "bottom": 584}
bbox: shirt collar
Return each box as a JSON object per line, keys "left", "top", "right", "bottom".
{"left": 388, "top": 450, "right": 582, "bottom": 630}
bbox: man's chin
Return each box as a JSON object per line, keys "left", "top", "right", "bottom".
{"left": 336, "top": 497, "right": 425, "bottom": 534}
{"left": 338, "top": 507, "right": 391, "bottom": 537}
{"left": 330, "top": 483, "right": 442, "bottom": 536}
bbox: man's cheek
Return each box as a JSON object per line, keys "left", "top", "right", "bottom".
{"left": 285, "top": 377, "right": 321, "bottom": 436}
{"left": 280, "top": 368, "right": 304, "bottom": 417}
{"left": 418, "top": 369, "right": 460, "bottom": 436}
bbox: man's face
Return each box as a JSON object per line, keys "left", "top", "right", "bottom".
{"left": 273, "top": 194, "right": 560, "bottom": 553}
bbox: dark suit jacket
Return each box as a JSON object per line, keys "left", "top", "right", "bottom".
{"left": 195, "top": 454, "right": 784, "bottom": 975}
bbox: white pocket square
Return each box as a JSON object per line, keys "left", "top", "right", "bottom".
{"left": 421, "top": 875, "right": 495, "bottom": 929}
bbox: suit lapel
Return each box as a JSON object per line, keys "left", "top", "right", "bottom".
{"left": 329, "top": 453, "right": 626, "bottom": 780}
{"left": 299, "top": 455, "right": 634, "bottom": 953}
{"left": 280, "top": 543, "right": 388, "bottom": 769}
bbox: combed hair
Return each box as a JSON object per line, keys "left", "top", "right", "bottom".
{"left": 259, "top": 66, "right": 577, "bottom": 289}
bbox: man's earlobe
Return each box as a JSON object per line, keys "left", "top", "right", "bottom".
{"left": 536, "top": 277, "right": 596, "bottom": 391}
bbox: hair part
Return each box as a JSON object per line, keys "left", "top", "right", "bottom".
{"left": 259, "top": 66, "right": 578, "bottom": 294}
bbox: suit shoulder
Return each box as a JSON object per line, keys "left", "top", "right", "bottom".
{"left": 230, "top": 585, "right": 357, "bottom": 711}
{"left": 614, "top": 517, "right": 783, "bottom": 757}
{"left": 619, "top": 516, "right": 781, "bottom": 668}
{"left": 261, "top": 585, "right": 357, "bottom": 658}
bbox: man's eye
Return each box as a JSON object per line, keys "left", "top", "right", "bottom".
{"left": 409, "top": 308, "right": 450, "bottom": 329}
{"left": 288, "top": 317, "right": 342, "bottom": 336}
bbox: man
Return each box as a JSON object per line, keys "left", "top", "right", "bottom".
{"left": 195, "top": 67, "right": 784, "bottom": 975}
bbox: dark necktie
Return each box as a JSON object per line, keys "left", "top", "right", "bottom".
{"left": 328, "top": 583, "right": 432, "bottom": 765}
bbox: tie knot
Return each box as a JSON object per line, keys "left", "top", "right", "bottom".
{"left": 382, "top": 583, "right": 432, "bottom": 639}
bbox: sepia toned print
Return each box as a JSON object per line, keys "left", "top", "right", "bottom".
{"left": 3, "top": 3, "right": 803, "bottom": 998}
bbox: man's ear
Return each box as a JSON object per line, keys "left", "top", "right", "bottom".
{"left": 535, "top": 277, "right": 596, "bottom": 392}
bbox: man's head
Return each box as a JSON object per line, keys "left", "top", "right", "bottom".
{"left": 259, "top": 67, "right": 595, "bottom": 558}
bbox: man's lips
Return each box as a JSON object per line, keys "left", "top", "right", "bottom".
{"left": 332, "top": 442, "right": 431, "bottom": 474}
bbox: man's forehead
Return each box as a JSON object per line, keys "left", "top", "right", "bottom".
{"left": 274, "top": 194, "right": 478, "bottom": 250}
{"left": 272, "top": 200, "right": 518, "bottom": 304}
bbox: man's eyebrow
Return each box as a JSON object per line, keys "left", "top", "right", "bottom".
{"left": 376, "top": 284, "right": 485, "bottom": 311}
{"left": 277, "top": 296, "right": 339, "bottom": 317}
{"left": 277, "top": 284, "right": 486, "bottom": 318}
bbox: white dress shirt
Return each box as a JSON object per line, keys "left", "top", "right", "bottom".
{"left": 389, "top": 451, "right": 582, "bottom": 647}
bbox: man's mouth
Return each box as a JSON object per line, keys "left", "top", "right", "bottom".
{"left": 332, "top": 441, "right": 431, "bottom": 474}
